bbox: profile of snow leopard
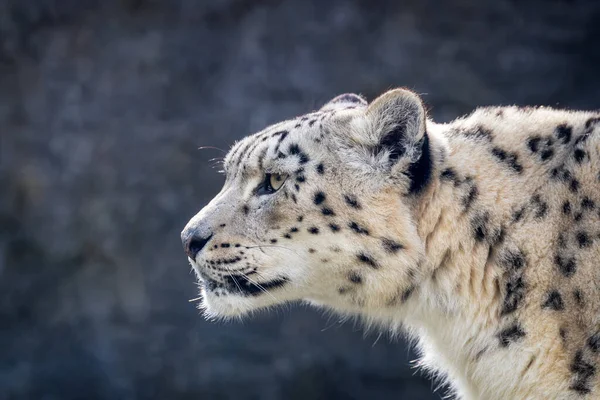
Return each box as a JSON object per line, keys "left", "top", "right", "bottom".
{"left": 181, "top": 88, "right": 600, "bottom": 399}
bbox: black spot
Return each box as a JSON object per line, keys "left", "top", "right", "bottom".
{"left": 357, "top": 252, "right": 379, "bottom": 268}
{"left": 313, "top": 191, "right": 326, "bottom": 205}
{"left": 569, "top": 350, "right": 595, "bottom": 395}
{"left": 498, "top": 249, "right": 526, "bottom": 270}
{"left": 555, "top": 254, "right": 577, "bottom": 277}
{"left": 382, "top": 238, "right": 403, "bottom": 253}
{"left": 299, "top": 154, "right": 309, "bottom": 164}
{"left": 308, "top": 248, "right": 316, "bottom": 253}
{"left": 275, "top": 130, "right": 289, "bottom": 142}
{"left": 348, "top": 272, "right": 363, "bottom": 284}
{"left": 440, "top": 168, "right": 457, "bottom": 182}
{"left": 328, "top": 223, "right": 340, "bottom": 232}
{"left": 308, "top": 119, "right": 316, "bottom": 127}
{"left": 491, "top": 147, "right": 523, "bottom": 173}
{"left": 562, "top": 201, "right": 572, "bottom": 215}
{"left": 560, "top": 328, "right": 568, "bottom": 342}
{"left": 295, "top": 175, "right": 306, "bottom": 183}
{"left": 501, "top": 275, "right": 526, "bottom": 315}
{"left": 585, "top": 116, "right": 600, "bottom": 131}
{"left": 288, "top": 143, "right": 310, "bottom": 164}
{"left": 542, "top": 290, "right": 564, "bottom": 311}
{"left": 574, "top": 289, "right": 584, "bottom": 306}
{"left": 343, "top": 194, "right": 361, "bottom": 209}
{"left": 574, "top": 148, "right": 586, "bottom": 163}
{"left": 401, "top": 286, "right": 415, "bottom": 303}
{"left": 308, "top": 227, "right": 319, "bottom": 234}
{"left": 289, "top": 227, "right": 299, "bottom": 233}
{"left": 540, "top": 149, "right": 554, "bottom": 161}
{"left": 294, "top": 184, "right": 300, "bottom": 191}
{"left": 297, "top": 215, "right": 304, "bottom": 222}
{"left": 242, "top": 205, "right": 250, "bottom": 215}
{"left": 270, "top": 239, "right": 278, "bottom": 243}
{"left": 283, "top": 233, "right": 292, "bottom": 239}
{"left": 221, "top": 243, "right": 230, "bottom": 248}
{"left": 463, "top": 125, "right": 493, "bottom": 141}
{"left": 531, "top": 194, "right": 548, "bottom": 219}
{"left": 316, "top": 163, "right": 325, "bottom": 174}
{"left": 588, "top": 333, "right": 600, "bottom": 353}
{"left": 338, "top": 287, "right": 351, "bottom": 295}
{"left": 471, "top": 212, "right": 490, "bottom": 242}
{"left": 462, "top": 183, "right": 479, "bottom": 211}
{"left": 321, "top": 207, "right": 335, "bottom": 216}
{"left": 570, "top": 179, "right": 580, "bottom": 193}
{"left": 527, "top": 136, "right": 541, "bottom": 153}
{"left": 288, "top": 143, "right": 301, "bottom": 154}
{"left": 348, "top": 221, "right": 369, "bottom": 235}
{"left": 558, "top": 232, "right": 568, "bottom": 248}
{"left": 406, "top": 133, "right": 432, "bottom": 194}
{"left": 219, "top": 224, "right": 226, "bottom": 228}
{"left": 576, "top": 231, "right": 592, "bottom": 248}
{"left": 556, "top": 124, "right": 572, "bottom": 144}
{"left": 512, "top": 207, "right": 526, "bottom": 223}
{"left": 492, "top": 227, "right": 505, "bottom": 246}
{"left": 551, "top": 165, "right": 572, "bottom": 182}
{"left": 582, "top": 198, "right": 595, "bottom": 209}
{"left": 498, "top": 323, "right": 526, "bottom": 347}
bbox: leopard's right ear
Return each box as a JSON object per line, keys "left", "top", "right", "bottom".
{"left": 319, "top": 93, "right": 367, "bottom": 112}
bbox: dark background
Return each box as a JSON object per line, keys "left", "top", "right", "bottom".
{"left": 1, "top": 1, "right": 599, "bottom": 399}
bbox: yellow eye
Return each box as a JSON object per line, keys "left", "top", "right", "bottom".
{"left": 269, "top": 173, "right": 287, "bottom": 191}
{"left": 256, "top": 173, "right": 288, "bottom": 195}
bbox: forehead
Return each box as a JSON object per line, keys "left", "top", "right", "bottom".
{"left": 223, "top": 108, "right": 340, "bottom": 174}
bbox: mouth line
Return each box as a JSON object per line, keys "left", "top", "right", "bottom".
{"left": 203, "top": 274, "right": 289, "bottom": 297}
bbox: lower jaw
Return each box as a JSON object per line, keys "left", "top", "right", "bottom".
{"left": 200, "top": 273, "right": 290, "bottom": 297}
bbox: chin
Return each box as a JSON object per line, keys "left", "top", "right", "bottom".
{"left": 191, "top": 265, "right": 294, "bottom": 319}
{"left": 198, "top": 287, "right": 254, "bottom": 319}
{"left": 197, "top": 283, "right": 287, "bottom": 320}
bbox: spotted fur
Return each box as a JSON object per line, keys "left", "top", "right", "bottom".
{"left": 181, "top": 88, "right": 600, "bottom": 399}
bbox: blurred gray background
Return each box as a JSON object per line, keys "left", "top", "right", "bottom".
{"left": 1, "top": 0, "right": 599, "bottom": 399}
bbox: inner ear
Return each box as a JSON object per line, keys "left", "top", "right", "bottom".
{"left": 366, "top": 88, "right": 426, "bottom": 164}
{"left": 379, "top": 123, "right": 408, "bottom": 163}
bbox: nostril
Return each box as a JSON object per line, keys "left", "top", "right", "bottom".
{"left": 186, "top": 233, "right": 213, "bottom": 259}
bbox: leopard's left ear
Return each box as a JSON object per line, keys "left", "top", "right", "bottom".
{"left": 320, "top": 93, "right": 367, "bottom": 112}
{"left": 366, "top": 88, "right": 426, "bottom": 164}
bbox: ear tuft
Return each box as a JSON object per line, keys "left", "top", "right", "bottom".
{"left": 366, "top": 88, "right": 426, "bottom": 165}
{"left": 320, "top": 93, "right": 367, "bottom": 111}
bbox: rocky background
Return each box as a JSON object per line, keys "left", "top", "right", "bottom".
{"left": 1, "top": 0, "right": 599, "bottom": 399}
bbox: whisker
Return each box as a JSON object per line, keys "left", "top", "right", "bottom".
{"left": 188, "top": 297, "right": 202, "bottom": 302}
{"left": 227, "top": 271, "right": 245, "bottom": 294}
{"left": 245, "top": 245, "right": 298, "bottom": 254}
{"left": 198, "top": 146, "right": 227, "bottom": 153}
{"left": 238, "top": 271, "right": 278, "bottom": 302}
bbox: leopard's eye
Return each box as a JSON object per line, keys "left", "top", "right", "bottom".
{"left": 269, "top": 173, "right": 286, "bottom": 191}
{"left": 256, "top": 173, "right": 288, "bottom": 195}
